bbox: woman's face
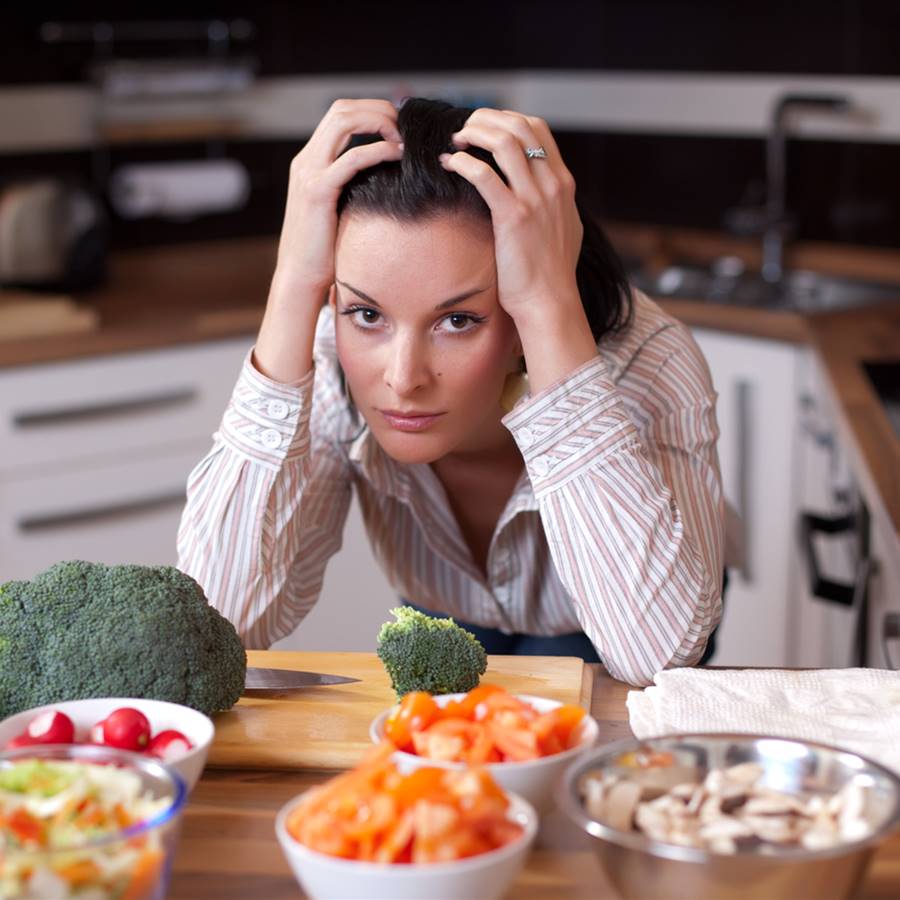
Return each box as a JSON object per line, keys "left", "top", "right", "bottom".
{"left": 332, "top": 212, "right": 521, "bottom": 465}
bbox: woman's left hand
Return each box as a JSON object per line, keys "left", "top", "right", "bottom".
{"left": 439, "top": 108, "right": 584, "bottom": 327}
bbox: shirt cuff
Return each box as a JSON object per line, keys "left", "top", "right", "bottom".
{"left": 502, "top": 354, "right": 639, "bottom": 493}
{"left": 219, "top": 349, "right": 315, "bottom": 464}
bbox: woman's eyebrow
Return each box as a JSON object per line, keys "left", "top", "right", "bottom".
{"left": 336, "top": 280, "right": 491, "bottom": 310}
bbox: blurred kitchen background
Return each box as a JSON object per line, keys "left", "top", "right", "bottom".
{"left": 1, "top": 2, "right": 898, "bottom": 671}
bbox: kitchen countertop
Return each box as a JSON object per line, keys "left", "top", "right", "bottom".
{"left": 0, "top": 231, "right": 897, "bottom": 545}
{"left": 168, "top": 661, "right": 900, "bottom": 899}
{"left": 0, "top": 238, "right": 277, "bottom": 370}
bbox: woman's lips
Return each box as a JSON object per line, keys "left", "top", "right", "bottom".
{"left": 379, "top": 410, "right": 445, "bottom": 432}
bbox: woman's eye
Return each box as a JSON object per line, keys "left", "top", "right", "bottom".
{"left": 438, "top": 313, "right": 481, "bottom": 334}
{"left": 343, "top": 306, "right": 381, "bottom": 327}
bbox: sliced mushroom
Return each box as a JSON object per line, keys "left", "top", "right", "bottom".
{"left": 723, "top": 762, "right": 765, "bottom": 786}
{"left": 699, "top": 815, "right": 755, "bottom": 842}
{"left": 742, "top": 814, "right": 797, "bottom": 844}
{"left": 605, "top": 779, "right": 643, "bottom": 832}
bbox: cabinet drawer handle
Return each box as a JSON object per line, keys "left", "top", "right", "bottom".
{"left": 884, "top": 613, "right": 900, "bottom": 670}
{"left": 12, "top": 388, "right": 197, "bottom": 429}
{"left": 799, "top": 512, "right": 859, "bottom": 606}
{"left": 17, "top": 490, "right": 186, "bottom": 533}
{"left": 800, "top": 507, "right": 873, "bottom": 666}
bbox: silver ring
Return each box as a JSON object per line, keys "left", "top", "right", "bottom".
{"left": 524, "top": 146, "right": 548, "bottom": 160}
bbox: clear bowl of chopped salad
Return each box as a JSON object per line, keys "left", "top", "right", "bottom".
{"left": 0, "top": 742, "right": 187, "bottom": 899}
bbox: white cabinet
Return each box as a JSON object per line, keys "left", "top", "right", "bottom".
{"left": 786, "top": 351, "right": 859, "bottom": 667}
{"left": 869, "top": 523, "right": 900, "bottom": 670}
{"left": 785, "top": 349, "right": 900, "bottom": 670}
{"left": 1, "top": 447, "right": 208, "bottom": 576}
{"left": 693, "top": 331, "right": 897, "bottom": 670}
{"left": 0, "top": 339, "right": 398, "bottom": 653}
{"left": 0, "top": 340, "right": 250, "bottom": 580}
{"left": 691, "top": 329, "right": 800, "bottom": 666}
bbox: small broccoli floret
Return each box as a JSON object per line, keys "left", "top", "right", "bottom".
{"left": 0, "top": 560, "right": 246, "bottom": 718}
{"left": 376, "top": 607, "right": 487, "bottom": 698}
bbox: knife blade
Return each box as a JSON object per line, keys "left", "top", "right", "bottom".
{"left": 244, "top": 667, "right": 360, "bottom": 690}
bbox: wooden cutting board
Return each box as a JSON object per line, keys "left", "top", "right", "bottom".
{"left": 207, "top": 650, "right": 593, "bottom": 771}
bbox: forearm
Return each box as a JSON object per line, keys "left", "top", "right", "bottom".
{"left": 503, "top": 352, "right": 725, "bottom": 685}
{"left": 253, "top": 269, "right": 328, "bottom": 384}
{"left": 541, "top": 457, "right": 723, "bottom": 685}
{"left": 177, "top": 350, "right": 353, "bottom": 646}
{"left": 512, "top": 290, "right": 599, "bottom": 395}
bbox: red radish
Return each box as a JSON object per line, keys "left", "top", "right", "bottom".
{"left": 5, "top": 732, "right": 38, "bottom": 750}
{"left": 102, "top": 708, "right": 151, "bottom": 751}
{"left": 26, "top": 710, "right": 75, "bottom": 745}
{"left": 88, "top": 720, "right": 107, "bottom": 744}
{"left": 146, "top": 729, "right": 193, "bottom": 762}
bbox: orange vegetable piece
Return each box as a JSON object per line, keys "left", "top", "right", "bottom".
{"left": 385, "top": 692, "right": 439, "bottom": 750}
{"left": 387, "top": 766, "right": 450, "bottom": 809}
{"left": 450, "top": 767, "right": 508, "bottom": 804}
{"left": 121, "top": 848, "right": 165, "bottom": 900}
{"left": 475, "top": 689, "right": 533, "bottom": 721}
{"left": 486, "top": 719, "right": 540, "bottom": 761}
{"left": 553, "top": 705, "right": 587, "bottom": 747}
{"left": 372, "top": 808, "right": 415, "bottom": 863}
{"left": 539, "top": 731, "right": 565, "bottom": 756}
{"left": 56, "top": 859, "right": 101, "bottom": 888}
{"left": 412, "top": 719, "right": 491, "bottom": 764}
{"left": 445, "top": 683, "right": 505, "bottom": 719}
{"left": 8, "top": 808, "right": 45, "bottom": 847}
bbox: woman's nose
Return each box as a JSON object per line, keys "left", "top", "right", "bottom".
{"left": 384, "top": 335, "right": 430, "bottom": 397}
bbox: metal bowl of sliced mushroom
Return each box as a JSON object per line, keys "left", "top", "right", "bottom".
{"left": 557, "top": 734, "right": 900, "bottom": 900}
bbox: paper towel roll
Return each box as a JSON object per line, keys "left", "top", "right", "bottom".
{"left": 109, "top": 159, "right": 250, "bottom": 220}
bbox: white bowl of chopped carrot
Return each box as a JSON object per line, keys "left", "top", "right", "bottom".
{"left": 275, "top": 742, "right": 538, "bottom": 900}
{"left": 370, "top": 685, "right": 599, "bottom": 814}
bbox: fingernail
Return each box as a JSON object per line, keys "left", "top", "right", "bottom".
{"left": 397, "top": 142, "right": 405, "bottom": 150}
{"left": 438, "top": 153, "right": 451, "bottom": 164}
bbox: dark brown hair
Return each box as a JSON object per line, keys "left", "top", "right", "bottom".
{"left": 337, "top": 97, "right": 632, "bottom": 342}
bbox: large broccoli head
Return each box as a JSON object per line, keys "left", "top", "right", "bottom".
{"left": 0, "top": 560, "right": 246, "bottom": 718}
{"left": 376, "top": 606, "right": 487, "bottom": 698}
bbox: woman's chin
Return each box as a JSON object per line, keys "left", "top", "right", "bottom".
{"left": 373, "top": 430, "right": 449, "bottom": 465}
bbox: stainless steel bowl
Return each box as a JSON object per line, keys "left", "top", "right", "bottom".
{"left": 558, "top": 734, "right": 900, "bottom": 900}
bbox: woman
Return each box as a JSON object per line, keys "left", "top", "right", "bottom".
{"left": 177, "top": 97, "right": 725, "bottom": 686}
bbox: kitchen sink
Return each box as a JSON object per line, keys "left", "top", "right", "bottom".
{"left": 630, "top": 261, "right": 900, "bottom": 313}
{"left": 863, "top": 362, "right": 900, "bottom": 440}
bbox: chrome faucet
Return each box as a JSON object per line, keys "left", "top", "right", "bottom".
{"left": 762, "top": 93, "right": 852, "bottom": 286}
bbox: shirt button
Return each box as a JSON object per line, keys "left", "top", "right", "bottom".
{"left": 261, "top": 428, "right": 283, "bottom": 449}
{"left": 268, "top": 399, "right": 289, "bottom": 420}
{"left": 531, "top": 456, "right": 551, "bottom": 477}
{"left": 517, "top": 426, "right": 534, "bottom": 448}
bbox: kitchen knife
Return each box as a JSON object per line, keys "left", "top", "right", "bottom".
{"left": 244, "top": 667, "right": 360, "bottom": 690}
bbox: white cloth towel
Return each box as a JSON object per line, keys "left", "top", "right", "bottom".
{"left": 627, "top": 668, "right": 900, "bottom": 775}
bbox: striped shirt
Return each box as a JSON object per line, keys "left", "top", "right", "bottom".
{"left": 177, "top": 289, "right": 724, "bottom": 686}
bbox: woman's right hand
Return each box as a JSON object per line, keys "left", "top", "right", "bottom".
{"left": 255, "top": 99, "right": 403, "bottom": 383}
{"left": 274, "top": 98, "right": 403, "bottom": 293}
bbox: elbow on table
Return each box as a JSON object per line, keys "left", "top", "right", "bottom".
{"left": 602, "top": 576, "right": 723, "bottom": 687}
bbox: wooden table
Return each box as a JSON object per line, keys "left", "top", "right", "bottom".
{"left": 168, "top": 667, "right": 900, "bottom": 899}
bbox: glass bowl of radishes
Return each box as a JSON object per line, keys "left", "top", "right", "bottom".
{"left": 0, "top": 698, "right": 214, "bottom": 791}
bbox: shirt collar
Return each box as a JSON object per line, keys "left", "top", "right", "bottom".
{"left": 349, "top": 423, "right": 540, "bottom": 520}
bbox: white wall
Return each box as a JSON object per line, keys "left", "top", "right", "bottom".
{"left": 3, "top": 70, "right": 900, "bottom": 153}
